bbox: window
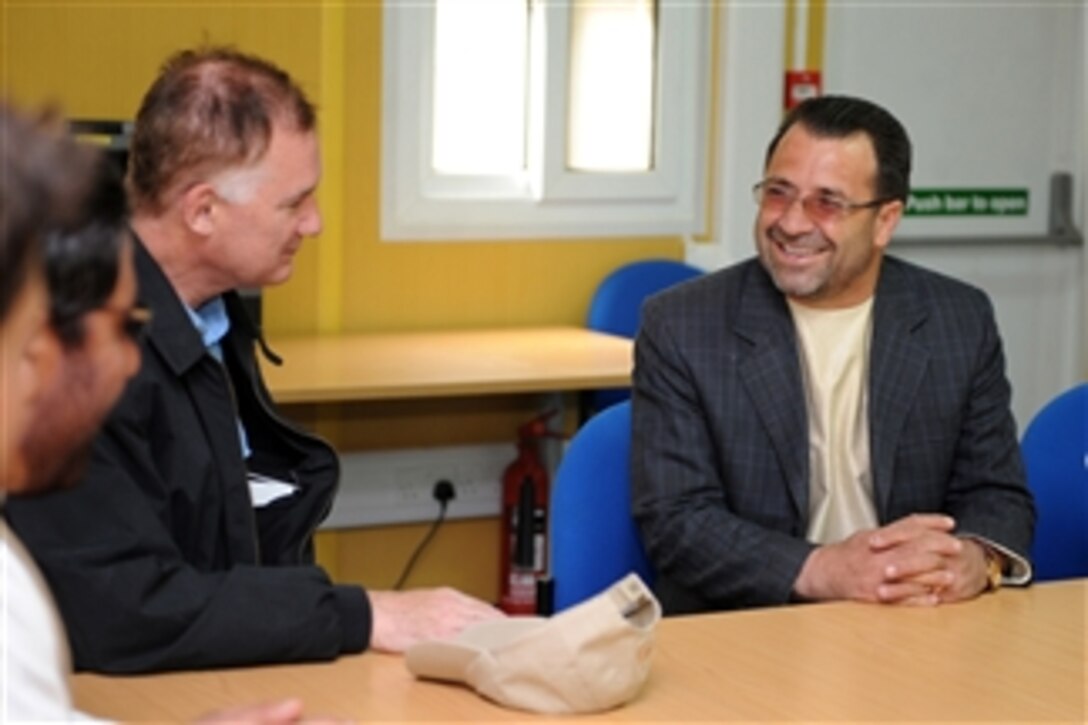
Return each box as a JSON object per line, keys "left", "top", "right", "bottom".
{"left": 566, "top": 0, "right": 655, "bottom": 173}
{"left": 382, "top": 0, "right": 711, "bottom": 240}
{"left": 431, "top": 0, "right": 528, "bottom": 176}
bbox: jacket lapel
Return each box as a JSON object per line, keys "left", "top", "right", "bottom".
{"left": 734, "top": 264, "right": 809, "bottom": 519}
{"left": 133, "top": 236, "right": 260, "bottom": 563}
{"left": 868, "top": 258, "right": 929, "bottom": 517}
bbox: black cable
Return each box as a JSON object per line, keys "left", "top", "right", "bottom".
{"left": 393, "top": 481, "right": 454, "bottom": 590}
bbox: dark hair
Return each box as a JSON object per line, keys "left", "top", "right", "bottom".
{"left": 45, "top": 153, "right": 129, "bottom": 345}
{"left": 128, "top": 46, "right": 317, "bottom": 213}
{"left": 0, "top": 103, "right": 98, "bottom": 323}
{"left": 764, "top": 95, "right": 912, "bottom": 202}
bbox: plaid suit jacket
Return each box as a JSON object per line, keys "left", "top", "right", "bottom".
{"left": 630, "top": 256, "right": 1035, "bottom": 613}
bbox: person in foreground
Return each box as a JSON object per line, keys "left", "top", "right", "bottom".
{"left": 630, "top": 94, "right": 1034, "bottom": 613}
{"left": 6, "top": 47, "right": 500, "bottom": 675}
{"left": 0, "top": 103, "right": 327, "bottom": 723}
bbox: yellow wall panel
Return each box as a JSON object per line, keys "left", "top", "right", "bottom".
{"left": 1, "top": 1, "right": 327, "bottom": 332}
{"left": 317, "top": 519, "right": 502, "bottom": 604}
{"left": 1, "top": 3, "right": 322, "bottom": 114}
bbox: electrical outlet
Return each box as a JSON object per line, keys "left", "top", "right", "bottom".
{"left": 446, "top": 471, "right": 502, "bottom": 520}
{"left": 393, "top": 465, "right": 435, "bottom": 507}
{"left": 321, "top": 444, "right": 511, "bottom": 529}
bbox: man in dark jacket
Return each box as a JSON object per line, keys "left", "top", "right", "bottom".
{"left": 7, "top": 47, "right": 500, "bottom": 674}
{"left": 631, "top": 96, "right": 1035, "bottom": 614}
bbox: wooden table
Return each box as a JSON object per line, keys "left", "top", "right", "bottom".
{"left": 262, "top": 326, "right": 634, "bottom": 403}
{"left": 72, "top": 579, "right": 1086, "bottom": 722}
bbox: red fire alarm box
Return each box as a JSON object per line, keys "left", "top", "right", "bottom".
{"left": 784, "top": 70, "right": 822, "bottom": 111}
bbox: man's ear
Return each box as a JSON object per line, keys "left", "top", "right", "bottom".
{"left": 873, "top": 199, "right": 904, "bottom": 251}
{"left": 179, "top": 183, "right": 219, "bottom": 237}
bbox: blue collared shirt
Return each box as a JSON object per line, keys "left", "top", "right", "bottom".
{"left": 184, "top": 297, "right": 252, "bottom": 459}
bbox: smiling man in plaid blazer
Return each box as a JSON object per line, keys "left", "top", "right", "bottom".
{"left": 631, "top": 95, "right": 1034, "bottom": 614}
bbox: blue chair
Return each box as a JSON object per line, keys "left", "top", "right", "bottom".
{"left": 1020, "top": 383, "right": 1088, "bottom": 581}
{"left": 586, "top": 259, "right": 703, "bottom": 413}
{"left": 550, "top": 400, "right": 654, "bottom": 611}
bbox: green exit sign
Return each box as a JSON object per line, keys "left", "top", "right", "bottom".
{"left": 906, "top": 189, "right": 1029, "bottom": 216}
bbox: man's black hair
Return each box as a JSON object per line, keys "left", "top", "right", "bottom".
{"left": 764, "top": 95, "right": 912, "bottom": 202}
{"left": 45, "top": 153, "right": 129, "bottom": 345}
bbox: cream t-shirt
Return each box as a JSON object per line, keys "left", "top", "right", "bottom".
{"left": 788, "top": 297, "right": 877, "bottom": 545}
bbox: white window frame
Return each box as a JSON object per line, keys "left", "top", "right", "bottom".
{"left": 381, "top": 0, "right": 711, "bottom": 241}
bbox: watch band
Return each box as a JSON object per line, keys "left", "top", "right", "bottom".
{"left": 983, "top": 548, "right": 1004, "bottom": 592}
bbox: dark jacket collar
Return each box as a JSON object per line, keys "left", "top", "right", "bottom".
{"left": 732, "top": 255, "right": 929, "bottom": 342}
{"left": 133, "top": 234, "right": 282, "bottom": 377}
{"left": 133, "top": 235, "right": 207, "bottom": 377}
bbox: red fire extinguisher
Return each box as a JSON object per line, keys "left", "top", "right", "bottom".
{"left": 499, "top": 410, "right": 561, "bottom": 615}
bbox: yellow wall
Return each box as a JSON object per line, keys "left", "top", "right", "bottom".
{"left": 2, "top": 1, "right": 678, "bottom": 603}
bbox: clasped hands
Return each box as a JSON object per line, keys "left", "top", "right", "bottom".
{"left": 795, "top": 514, "right": 991, "bottom": 606}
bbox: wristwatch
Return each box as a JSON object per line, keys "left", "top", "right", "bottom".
{"left": 983, "top": 547, "right": 1004, "bottom": 592}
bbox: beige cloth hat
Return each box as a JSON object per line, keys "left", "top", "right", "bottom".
{"left": 405, "top": 573, "right": 661, "bottom": 714}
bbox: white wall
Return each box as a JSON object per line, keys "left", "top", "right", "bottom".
{"left": 691, "top": 0, "right": 1086, "bottom": 430}
{"left": 1082, "top": 2, "right": 1088, "bottom": 378}
{"left": 688, "top": 3, "right": 784, "bottom": 272}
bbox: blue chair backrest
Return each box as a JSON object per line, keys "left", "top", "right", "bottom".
{"left": 586, "top": 259, "right": 702, "bottom": 411}
{"left": 550, "top": 400, "right": 654, "bottom": 611}
{"left": 1021, "top": 383, "right": 1088, "bottom": 581}
{"left": 588, "top": 259, "right": 703, "bottom": 339}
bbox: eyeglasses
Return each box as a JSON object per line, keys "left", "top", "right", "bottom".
{"left": 101, "top": 305, "right": 152, "bottom": 341}
{"left": 123, "top": 306, "right": 153, "bottom": 340}
{"left": 752, "top": 180, "right": 893, "bottom": 224}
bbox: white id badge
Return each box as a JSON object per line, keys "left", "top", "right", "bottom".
{"left": 246, "top": 471, "right": 300, "bottom": 508}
